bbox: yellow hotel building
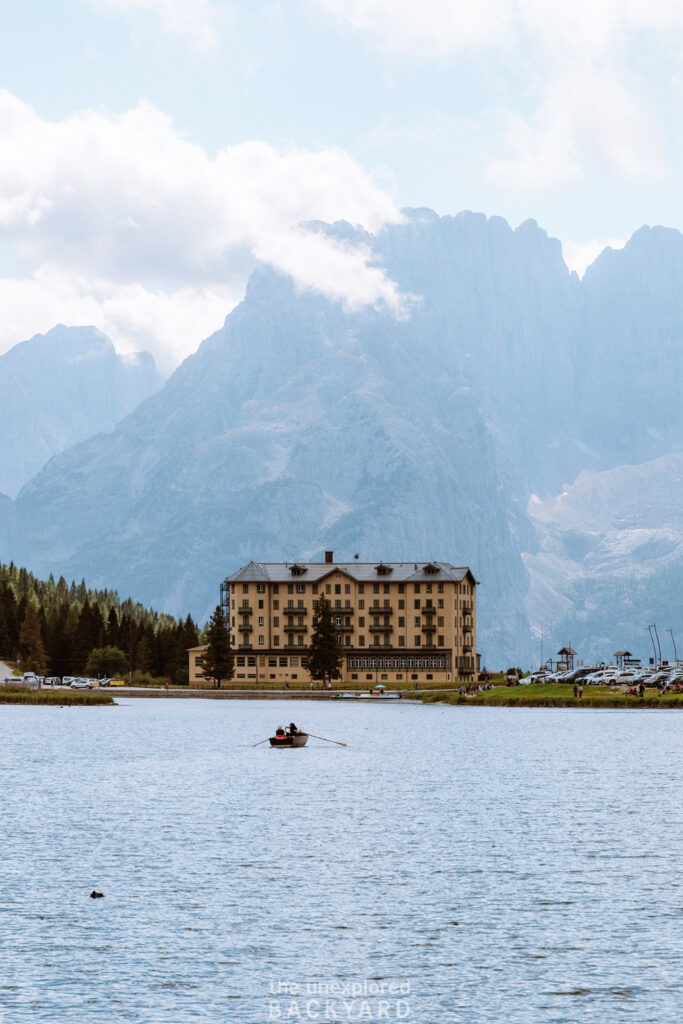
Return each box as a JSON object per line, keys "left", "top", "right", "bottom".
{"left": 189, "top": 553, "right": 479, "bottom": 688}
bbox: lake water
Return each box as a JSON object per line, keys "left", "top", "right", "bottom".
{"left": 1, "top": 699, "right": 681, "bottom": 1024}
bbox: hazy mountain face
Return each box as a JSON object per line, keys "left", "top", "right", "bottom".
{"left": 0, "top": 325, "right": 161, "bottom": 498}
{"left": 4, "top": 211, "right": 683, "bottom": 666}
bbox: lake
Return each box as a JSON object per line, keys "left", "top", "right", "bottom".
{"left": 1, "top": 699, "right": 681, "bottom": 1023}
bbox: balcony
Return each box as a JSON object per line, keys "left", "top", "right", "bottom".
{"left": 463, "top": 643, "right": 473, "bottom": 652}
{"left": 334, "top": 624, "right": 354, "bottom": 633}
{"left": 237, "top": 606, "right": 254, "bottom": 615}
{"left": 238, "top": 644, "right": 252, "bottom": 650}
{"left": 284, "top": 643, "right": 307, "bottom": 650}
{"left": 463, "top": 623, "right": 472, "bottom": 633}
{"left": 284, "top": 624, "right": 308, "bottom": 633}
{"left": 285, "top": 606, "right": 309, "bottom": 615}
{"left": 369, "top": 624, "right": 393, "bottom": 633}
{"left": 368, "top": 605, "right": 393, "bottom": 615}
{"left": 238, "top": 624, "right": 253, "bottom": 632}
{"left": 421, "top": 623, "right": 436, "bottom": 632}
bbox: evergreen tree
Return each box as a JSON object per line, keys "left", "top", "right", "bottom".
{"left": 202, "top": 605, "right": 233, "bottom": 688}
{"left": 307, "top": 595, "right": 342, "bottom": 689}
{"left": 18, "top": 603, "right": 47, "bottom": 674}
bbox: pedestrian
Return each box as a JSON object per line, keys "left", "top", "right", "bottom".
{"left": 573, "top": 683, "right": 578, "bottom": 698}
{"left": 578, "top": 684, "right": 583, "bottom": 699}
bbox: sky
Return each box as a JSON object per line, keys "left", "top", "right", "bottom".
{"left": 3, "top": 0, "right": 683, "bottom": 371}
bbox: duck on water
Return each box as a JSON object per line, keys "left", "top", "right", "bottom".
{"left": 270, "top": 723, "right": 308, "bottom": 748}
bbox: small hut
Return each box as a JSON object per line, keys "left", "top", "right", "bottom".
{"left": 614, "top": 650, "right": 632, "bottom": 669}
{"left": 557, "top": 646, "right": 576, "bottom": 670}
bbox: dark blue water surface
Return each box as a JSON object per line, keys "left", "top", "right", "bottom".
{"left": 1, "top": 699, "right": 681, "bottom": 1023}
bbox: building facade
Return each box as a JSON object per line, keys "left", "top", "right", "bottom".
{"left": 189, "top": 553, "right": 478, "bottom": 687}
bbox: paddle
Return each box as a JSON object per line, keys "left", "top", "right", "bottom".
{"left": 252, "top": 737, "right": 271, "bottom": 747}
{"left": 306, "top": 732, "right": 347, "bottom": 747}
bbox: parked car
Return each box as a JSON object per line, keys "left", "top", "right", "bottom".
{"left": 70, "top": 678, "right": 93, "bottom": 689}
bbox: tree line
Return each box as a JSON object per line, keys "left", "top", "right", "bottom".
{"left": 0, "top": 562, "right": 199, "bottom": 683}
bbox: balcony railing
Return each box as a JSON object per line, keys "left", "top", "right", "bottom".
{"left": 238, "top": 644, "right": 252, "bottom": 650}
{"left": 239, "top": 624, "right": 253, "bottom": 632}
{"left": 421, "top": 623, "right": 436, "bottom": 632}
{"left": 237, "top": 606, "right": 254, "bottom": 615}
{"left": 368, "top": 605, "right": 394, "bottom": 615}
{"left": 284, "top": 624, "right": 308, "bottom": 633}
{"left": 369, "top": 624, "right": 393, "bottom": 633}
{"left": 284, "top": 606, "right": 309, "bottom": 614}
{"left": 334, "top": 624, "right": 354, "bottom": 632}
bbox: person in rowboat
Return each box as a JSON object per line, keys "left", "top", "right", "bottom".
{"left": 287, "top": 722, "right": 300, "bottom": 736}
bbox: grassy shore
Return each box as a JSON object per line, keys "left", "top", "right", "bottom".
{"left": 0, "top": 685, "right": 115, "bottom": 706}
{"left": 419, "top": 682, "right": 683, "bottom": 709}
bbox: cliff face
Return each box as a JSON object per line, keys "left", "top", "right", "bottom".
{"left": 0, "top": 325, "right": 161, "bottom": 498}
{"left": 6, "top": 211, "right": 683, "bottom": 666}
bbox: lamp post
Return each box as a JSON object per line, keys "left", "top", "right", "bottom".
{"left": 666, "top": 627, "right": 679, "bottom": 664}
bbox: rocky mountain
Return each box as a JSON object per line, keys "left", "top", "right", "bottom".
{"left": 525, "top": 454, "right": 683, "bottom": 664}
{"left": 0, "top": 325, "right": 161, "bottom": 497}
{"left": 3, "top": 211, "right": 683, "bottom": 667}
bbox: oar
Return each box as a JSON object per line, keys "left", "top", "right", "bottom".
{"left": 252, "top": 737, "right": 271, "bottom": 747}
{"left": 306, "top": 732, "right": 347, "bottom": 747}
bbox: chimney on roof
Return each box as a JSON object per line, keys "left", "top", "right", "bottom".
{"left": 325, "top": 550, "right": 333, "bottom": 564}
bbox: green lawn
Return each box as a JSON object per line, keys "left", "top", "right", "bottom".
{"left": 0, "top": 686, "right": 115, "bottom": 706}
{"left": 419, "top": 683, "right": 683, "bottom": 709}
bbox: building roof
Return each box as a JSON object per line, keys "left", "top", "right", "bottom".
{"left": 224, "top": 560, "right": 478, "bottom": 585}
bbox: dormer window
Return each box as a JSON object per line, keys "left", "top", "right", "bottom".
{"left": 289, "top": 564, "right": 307, "bottom": 576}
{"left": 424, "top": 562, "right": 439, "bottom": 574}
{"left": 375, "top": 563, "right": 393, "bottom": 576}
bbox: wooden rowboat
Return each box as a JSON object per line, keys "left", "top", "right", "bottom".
{"left": 269, "top": 732, "right": 308, "bottom": 748}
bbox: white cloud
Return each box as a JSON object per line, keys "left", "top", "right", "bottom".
{"left": 312, "top": 0, "right": 683, "bottom": 189}
{"left": 0, "top": 91, "right": 404, "bottom": 368}
{"left": 85, "top": 0, "right": 234, "bottom": 50}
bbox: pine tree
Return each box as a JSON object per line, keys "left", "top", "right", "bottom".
{"left": 202, "top": 605, "right": 233, "bottom": 688}
{"left": 19, "top": 603, "right": 47, "bottom": 674}
{"left": 307, "top": 595, "right": 342, "bottom": 689}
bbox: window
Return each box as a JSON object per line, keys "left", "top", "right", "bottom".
{"left": 414, "top": 636, "right": 421, "bottom": 646}
{"left": 358, "top": 599, "right": 364, "bottom": 610}
{"left": 384, "top": 583, "right": 390, "bottom": 594}
{"left": 358, "top": 584, "right": 364, "bottom": 594}
{"left": 257, "top": 583, "right": 265, "bottom": 593}
{"left": 290, "top": 657, "right": 299, "bottom": 667}
{"left": 438, "top": 635, "right": 444, "bottom": 647}
{"left": 414, "top": 599, "right": 420, "bottom": 609}
{"left": 326, "top": 584, "right": 332, "bottom": 594}
{"left": 297, "top": 599, "right": 304, "bottom": 609}
{"left": 335, "top": 599, "right": 341, "bottom": 609}
{"left": 287, "top": 599, "right": 294, "bottom": 609}
{"left": 381, "top": 673, "right": 388, "bottom": 681}
{"left": 437, "top": 599, "right": 443, "bottom": 609}
{"left": 398, "top": 583, "right": 404, "bottom": 593}
{"left": 298, "top": 617, "right": 304, "bottom": 627}
{"left": 288, "top": 583, "right": 293, "bottom": 593}
{"left": 335, "top": 616, "right": 342, "bottom": 626}
{"left": 366, "top": 674, "right": 373, "bottom": 680}
{"left": 273, "top": 599, "right": 279, "bottom": 610}
{"left": 414, "top": 616, "right": 421, "bottom": 627}
{"left": 398, "top": 617, "right": 405, "bottom": 627}
{"left": 345, "top": 636, "right": 351, "bottom": 646}
{"left": 351, "top": 673, "right": 358, "bottom": 680}
{"left": 345, "top": 583, "right": 350, "bottom": 594}
{"left": 438, "top": 583, "right": 444, "bottom": 593}
{"left": 335, "top": 584, "right": 341, "bottom": 594}
{"left": 358, "top": 616, "right": 365, "bottom": 627}
{"left": 426, "top": 583, "right": 432, "bottom": 593}
{"left": 298, "top": 636, "right": 304, "bottom": 646}
{"left": 414, "top": 583, "right": 420, "bottom": 593}
{"left": 358, "top": 636, "right": 365, "bottom": 646}
{"left": 273, "top": 584, "right": 279, "bottom": 594}
{"left": 438, "top": 616, "right": 444, "bottom": 627}
{"left": 373, "top": 636, "right": 380, "bottom": 646}
{"left": 274, "top": 636, "right": 280, "bottom": 646}
{"left": 373, "top": 583, "right": 380, "bottom": 593}
{"left": 398, "top": 636, "right": 405, "bottom": 647}
{"left": 258, "top": 600, "right": 264, "bottom": 609}
{"left": 273, "top": 617, "right": 279, "bottom": 627}
{"left": 242, "top": 584, "right": 248, "bottom": 593}
{"left": 398, "top": 599, "right": 404, "bottom": 609}
{"left": 296, "top": 583, "right": 305, "bottom": 593}
{"left": 247, "top": 656, "right": 256, "bottom": 666}
{"left": 258, "top": 616, "right": 264, "bottom": 626}
{"left": 236, "top": 656, "right": 245, "bottom": 666}
{"left": 258, "top": 635, "right": 264, "bottom": 645}
{"left": 268, "top": 657, "right": 277, "bottom": 667}
{"left": 312, "top": 583, "right": 318, "bottom": 594}
{"left": 279, "top": 656, "right": 288, "bottom": 667}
